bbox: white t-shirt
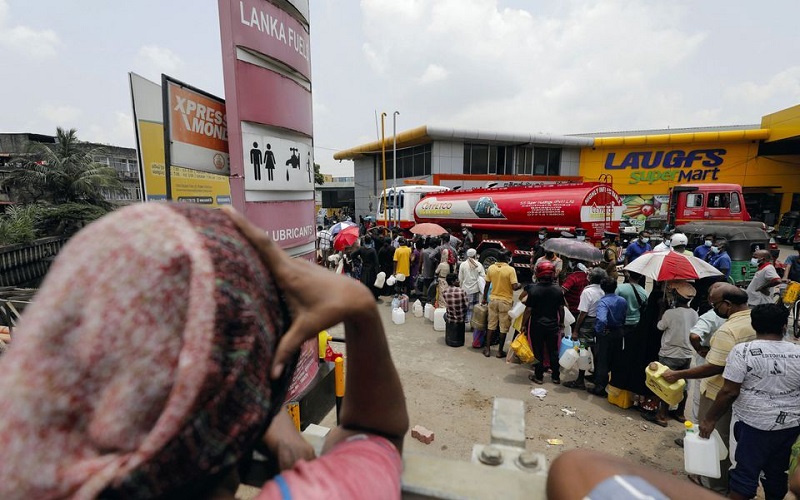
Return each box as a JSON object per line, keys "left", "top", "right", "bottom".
{"left": 578, "top": 284, "right": 604, "bottom": 317}
{"left": 657, "top": 307, "right": 698, "bottom": 359}
{"left": 724, "top": 339, "right": 800, "bottom": 431}
{"left": 689, "top": 309, "right": 726, "bottom": 347}
{"left": 746, "top": 264, "right": 779, "bottom": 306}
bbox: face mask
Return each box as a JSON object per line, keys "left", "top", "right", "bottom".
{"left": 704, "top": 240, "right": 713, "bottom": 247}
{"left": 539, "top": 233, "right": 547, "bottom": 239}
{"left": 711, "top": 246, "right": 719, "bottom": 254}
{"left": 713, "top": 300, "right": 729, "bottom": 319}
{"left": 641, "top": 237, "right": 650, "bottom": 244}
{"left": 664, "top": 241, "right": 671, "bottom": 247}
{"left": 601, "top": 239, "right": 609, "bottom": 246}
{"left": 750, "top": 258, "right": 760, "bottom": 266}
{"left": 577, "top": 263, "right": 588, "bottom": 272}
{"left": 576, "top": 235, "right": 586, "bottom": 242}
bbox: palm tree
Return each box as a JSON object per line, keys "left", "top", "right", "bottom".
{"left": 3, "top": 127, "right": 126, "bottom": 209}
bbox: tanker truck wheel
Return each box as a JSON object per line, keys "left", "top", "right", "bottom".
{"left": 479, "top": 248, "right": 502, "bottom": 269}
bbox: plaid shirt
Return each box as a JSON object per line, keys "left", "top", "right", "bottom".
{"left": 442, "top": 285, "right": 468, "bottom": 323}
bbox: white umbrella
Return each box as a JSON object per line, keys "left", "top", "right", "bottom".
{"left": 623, "top": 250, "right": 722, "bottom": 281}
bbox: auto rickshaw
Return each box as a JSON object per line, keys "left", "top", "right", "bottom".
{"left": 776, "top": 211, "right": 800, "bottom": 244}
{"left": 676, "top": 222, "right": 771, "bottom": 286}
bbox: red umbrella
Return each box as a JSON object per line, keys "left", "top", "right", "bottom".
{"left": 623, "top": 250, "right": 722, "bottom": 281}
{"left": 333, "top": 226, "right": 360, "bottom": 251}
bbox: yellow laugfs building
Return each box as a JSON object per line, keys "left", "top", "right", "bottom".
{"left": 580, "top": 104, "right": 800, "bottom": 227}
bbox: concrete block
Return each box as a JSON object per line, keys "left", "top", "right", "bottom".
{"left": 490, "top": 397, "right": 526, "bottom": 448}
{"left": 412, "top": 425, "right": 435, "bottom": 444}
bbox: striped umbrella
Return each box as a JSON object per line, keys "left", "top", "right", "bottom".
{"left": 623, "top": 249, "right": 722, "bottom": 281}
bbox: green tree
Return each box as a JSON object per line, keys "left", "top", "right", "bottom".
{"left": 3, "top": 127, "right": 126, "bottom": 209}
{"left": 314, "top": 163, "right": 325, "bottom": 185}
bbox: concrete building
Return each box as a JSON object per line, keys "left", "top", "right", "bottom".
{"left": 0, "top": 133, "right": 141, "bottom": 208}
{"left": 333, "top": 125, "right": 589, "bottom": 220}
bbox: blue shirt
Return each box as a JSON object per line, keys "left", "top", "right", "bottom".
{"left": 595, "top": 293, "right": 628, "bottom": 333}
{"left": 710, "top": 251, "right": 731, "bottom": 279}
{"left": 624, "top": 241, "right": 651, "bottom": 263}
{"left": 693, "top": 244, "right": 713, "bottom": 261}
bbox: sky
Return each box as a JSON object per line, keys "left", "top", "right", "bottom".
{"left": 1, "top": 0, "right": 799, "bottom": 178}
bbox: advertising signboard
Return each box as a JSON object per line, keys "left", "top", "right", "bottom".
{"left": 129, "top": 72, "right": 232, "bottom": 207}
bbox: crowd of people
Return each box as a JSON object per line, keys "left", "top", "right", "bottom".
{"left": 322, "top": 222, "right": 800, "bottom": 499}
{"left": 3, "top": 204, "right": 800, "bottom": 498}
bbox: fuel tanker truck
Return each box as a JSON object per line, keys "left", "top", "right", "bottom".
{"left": 411, "top": 182, "right": 624, "bottom": 275}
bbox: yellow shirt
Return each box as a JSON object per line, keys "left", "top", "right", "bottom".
{"left": 700, "top": 309, "right": 756, "bottom": 400}
{"left": 486, "top": 262, "right": 517, "bottom": 302}
{"left": 393, "top": 246, "right": 411, "bottom": 276}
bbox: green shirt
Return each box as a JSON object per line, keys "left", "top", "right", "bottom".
{"left": 615, "top": 282, "right": 649, "bottom": 325}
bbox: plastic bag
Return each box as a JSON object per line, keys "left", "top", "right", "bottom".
{"left": 472, "top": 329, "right": 486, "bottom": 348}
{"left": 511, "top": 332, "right": 535, "bottom": 364}
{"left": 563, "top": 307, "right": 576, "bottom": 339}
{"left": 471, "top": 303, "right": 488, "bottom": 330}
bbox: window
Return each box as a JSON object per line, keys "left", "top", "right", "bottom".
{"left": 378, "top": 144, "right": 432, "bottom": 181}
{"left": 708, "top": 192, "right": 730, "bottom": 209}
{"left": 730, "top": 192, "right": 741, "bottom": 213}
{"left": 464, "top": 144, "right": 513, "bottom": 175}
{"left": 686, "top": 194, "right": 704, "bottom": 208}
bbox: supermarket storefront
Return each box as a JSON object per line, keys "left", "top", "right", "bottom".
{"left": 579, "top": 105, "right": 800, "bottom": 229}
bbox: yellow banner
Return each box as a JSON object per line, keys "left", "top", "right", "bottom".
{"left": 139, "top": 121, "right": 231, "bottom": 206}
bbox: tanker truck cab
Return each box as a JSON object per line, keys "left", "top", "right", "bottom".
{"left": 667, "top": 184, "right": 749, "bottom": 228}
{"left": 376, "top": 185, "right": 450, "bottom": 230}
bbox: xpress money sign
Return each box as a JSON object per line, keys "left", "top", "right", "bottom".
{"left": 604, "top": 148, "right": 726, "bottom": 185}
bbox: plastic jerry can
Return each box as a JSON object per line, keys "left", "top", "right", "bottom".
{"left": 785, "top": 281, "right": 800, "bottom": 305}
{"left": 374, "top": 272, "right": 386, "bottom": 289}
{"left": 559, "top": 347, "right": 580, "bottom": 370}
{"left": 508, "top": 301, "right": 525, "bottom": 319}
{"left": 412, "top": 300, "right": 424, "bottom": 318}
{"left": 424, "top": 303, "right": 435, "bottom": 321}
{"left": 606, "top": 384, "right": 634, "bottom": 409}
{"left": 392, "top": 307, "right": 406, "bottom": 325}
{"left": 577, "top": 348, "right": 593, "bottom": 371}
{"left": 433, "top": 308, "right": 447, "bottom": 331}
{"left": 683, "top": 421, "right": 726, "bottom": 478}
{"left": 645, "top": 362, "right": 686, "bottom": 406}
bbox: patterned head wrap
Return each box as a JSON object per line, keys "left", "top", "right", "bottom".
{"left": 0, "top": 204, "right": 287, "bottom": 499}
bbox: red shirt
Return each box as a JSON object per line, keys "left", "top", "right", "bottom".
{"left": 561, "top": 271, "right": 588, "bottom": 316}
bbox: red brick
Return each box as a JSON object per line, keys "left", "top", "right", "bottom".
{"left": 411, "top": 425, "right": 434, "bottom": 444}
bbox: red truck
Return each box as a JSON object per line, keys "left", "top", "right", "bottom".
{"left": 412, "top": 182, "right": 623, "bottom": 274}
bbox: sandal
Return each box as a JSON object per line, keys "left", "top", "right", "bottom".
{"left": 528, "top": 373, "right": 544, "bottom": 384}
{"left": 563, "top": 380, "right": 586, "bottom": 390}
{"left": 669, "top": 411, "right": 686, "bottom": 423}
{"left": 641, "top": 412, "right": 668, "bottom": 428}
{"left": 687, "top": 474, "right": 703, "bottom": 486}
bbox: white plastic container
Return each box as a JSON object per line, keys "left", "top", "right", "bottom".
{"left": 424, "top": 303, "right": 435, "bottom": 321}
{"left": 386, "top": 275, "right": 396, "bottom": 286}
{"left": 683, "top": 422, "right": 725, "bottom": 478}
{"left": 577, "top": 348, "right": 593, "bottom": 371}
{"left": 412, "top": 300, "right": 424, "bottom": 318}
{"left": 374, "top": 272, "right": 386, "bottom": 289}
{"left": 508, "top": 301, "right": 525, "bottom": 319}
{"left": 433, "top": 308, "right": 446, "bottom": 331}
{"left": 559, "top": 347, "right": 580, "bottom": 370}
{"left": 395, "top": 273, "right": 406, "bottom": 282}
{"left": 392, "top": 307, "right": 406, "bottom": 325}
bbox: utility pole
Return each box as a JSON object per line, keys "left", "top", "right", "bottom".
{"left": 381, "top": 112, "right": 387, "bottom": 228}
{"left": 392, "top": 110, "right": 399, "bottom": 227}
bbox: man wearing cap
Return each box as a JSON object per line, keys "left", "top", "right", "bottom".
{"left": 459, "top": 248, "right": 486, "bottom": 326}
{"left": 645, "top": 281, "right": 698, "bottom": 427}
{"left": 669, "top": 233, "right": 693, "bottom": 256}
{"left": 601, "top": 231, "right": 620, "bottom": 281}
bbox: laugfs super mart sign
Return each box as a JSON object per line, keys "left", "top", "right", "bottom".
{"left": 218, "top": 0, "right": 315, "bottom": 255}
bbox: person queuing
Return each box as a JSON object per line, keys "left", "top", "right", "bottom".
{"left": 699, "top": 304, "right": 800, "bottom": 500}
{"left": 591, "top": 278, "right": 628, "bottom": 396}
{"left": 783, "top": 243, "right": 800, "bottom": 284}
{"left": 708, "top": 239, "right": 731, "bottom": 282}
{"left": 458, "top": 248, "right": 486, "bottom": 326}
{"left": 435, "top": 248, "right": 452, "bottom": 309}
{"left": 0, "top": 204, "right": 410, "bottom": 499}
{"left": 693, "top": 234, "right": 715, "bottom": 261}
{"left": 409, "top": 240, "right": 422, "bottom": 295}
{"left": 564, "top": 267, "right": 607, "bottom": 390}
{"left": 534, "top": 250, "right": 563, "bottom": 283}
{"left": 393, "top": 238, "right": 412, "bottom": 294}
{"left": 746, "top": 249, "right": 781, "bottom": 307}
{"left": 420, "top": 238, "right": 438, "bottom": 299}
{"left": 521, "top": 261, "right": 564, "bottom": 385}
{"left": 644, "top": 282, "right": 698, "bottom": 428}
{"left": 669, "top": 233, "right": 693, "bottom": 256}
{"left": 608, "top": 271, "right": 650, "bottom": 397}
{"left": 662, "top": 284, "right": 756, "bottom": 494}
{"left": 442, "top": 274, "right": 468, "bottom": 347}
{"left": 624, "top": 231, "right": 651, "bottom": 265}
{"left": 562, "top": 260, "right": 589, "bottom": 321}
{"left": 482, "top": 250, "right": 520, "bottom": 359}
{"left": 350, "top": 240, "right": 381, "bottom": 300}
